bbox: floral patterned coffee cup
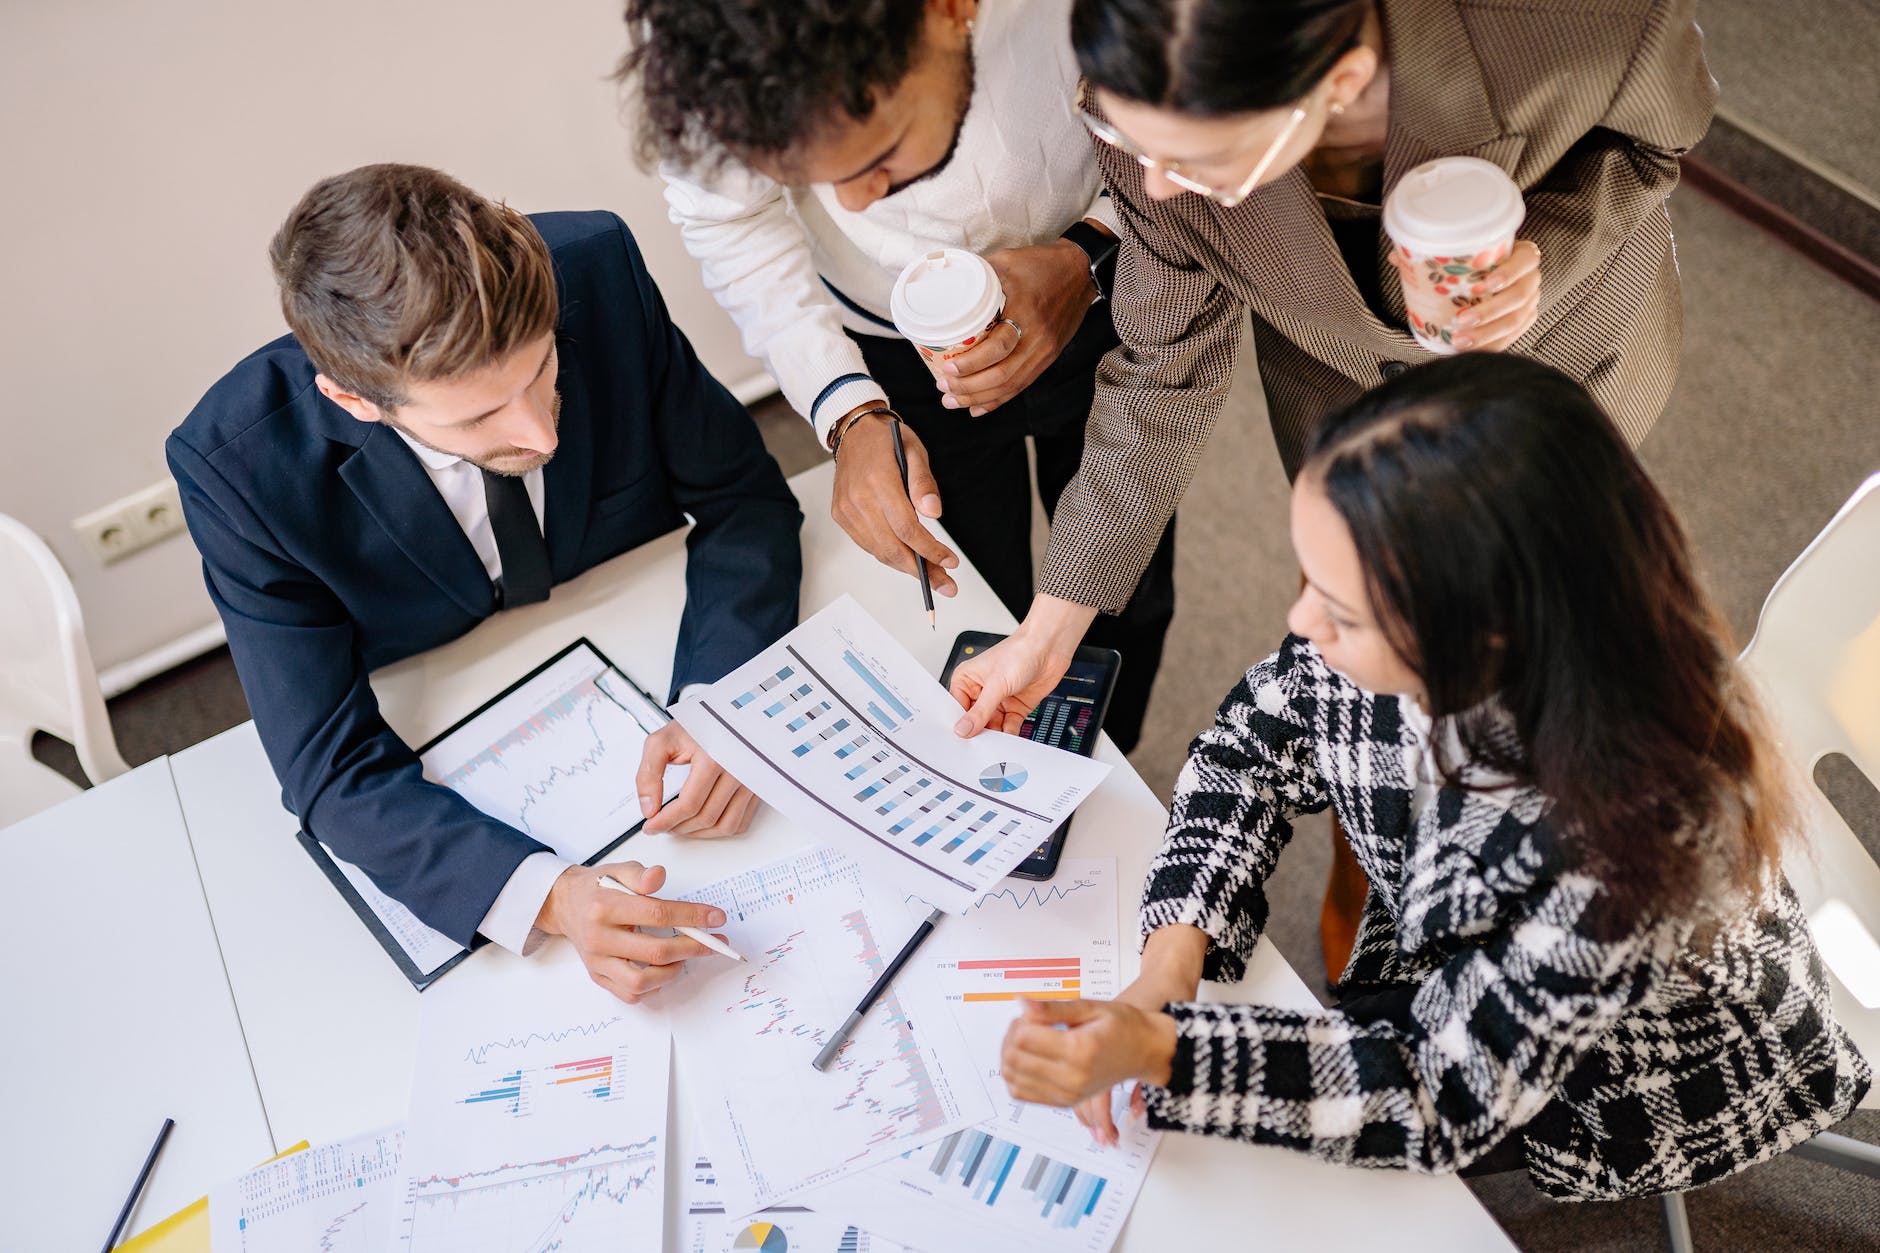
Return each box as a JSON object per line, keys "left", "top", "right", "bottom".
{"left": 890, "top": 249, "right": 1005, "bottom": 381}
{"left": 1383, "top": 157, "right": 1526, "bottom": 355}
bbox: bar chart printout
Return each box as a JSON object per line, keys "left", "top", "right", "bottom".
{"left": 684, "top": 1156, "right": 912, "bottom": 1253}
{"left": 396, "top": 951, "right": 669, "bottom": 1252}
{"left": 802, "top": 860, "right": 1158, "bottom": 1253}
{"left": 209, "top": 1125, "right": 406, "bottom": 1253}
{"left": 664, "top": 845, "right": 994, "bottom": 1216}
{"left": 675, "top": 596, "right": 1111, "bottom": 912}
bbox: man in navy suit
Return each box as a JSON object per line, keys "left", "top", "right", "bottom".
{"left": 168, "top": 164, "right": 802, "bottom": 1003}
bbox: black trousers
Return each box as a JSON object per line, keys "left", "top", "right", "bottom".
{"left": 849, "top": 306, "right": 1175, "bottom": 754}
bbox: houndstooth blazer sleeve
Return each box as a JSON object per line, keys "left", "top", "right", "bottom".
{"left": 1510, "top": 0, "right": 1715, "bottom": 333}
{"left": 1141, "top": 641, "right": 1684, "bottom": 1171}
{"left": 1141, "top": 639, "right": 1333, "bottom": 982}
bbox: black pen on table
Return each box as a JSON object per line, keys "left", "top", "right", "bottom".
{"left": 887, "top": 415, "right": 936, "bottom": 630}
{"left": 102, "top": 1116, "right": 174, "bottom": 1251}
{"left": 811, "top": 905, "right": 945, "bottom": 1070}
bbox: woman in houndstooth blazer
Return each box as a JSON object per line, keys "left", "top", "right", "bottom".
{"left": 1000, "top": 355, "right": 1870, "bottom": 1200}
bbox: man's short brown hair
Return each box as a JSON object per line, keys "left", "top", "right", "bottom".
{"left": 269, "top": 164, "right": 558, "bottom": 410}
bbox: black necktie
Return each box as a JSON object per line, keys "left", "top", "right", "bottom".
{"left": 482, "top": 469, "right": 551, "bottom": 608}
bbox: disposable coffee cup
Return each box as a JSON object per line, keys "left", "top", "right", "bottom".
{"left": 1383, "top": 156, "right": 1526, "bottom": 355}
{"left": 890, "top": 248, "right": 1005, "bottom": 378}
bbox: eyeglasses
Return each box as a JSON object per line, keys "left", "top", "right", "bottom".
{"left": 1076, "top": 98, "right": 1311, "bottom": 209}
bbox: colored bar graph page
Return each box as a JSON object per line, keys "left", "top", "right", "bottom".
{"left": 662, "top": 845, "right": 994, "bottom": 1217}
{"left": 209, "top": 1125, "right": 406, "bottom": 1253}
{"left": 684, "top": 1156, "right": 912, "bottom": 1253}
{"left": 675, "top": 596, "right": 1112, "bottom": 912}
{"left": 395, "top": 954, "right": 669, "bottom": 1252}
{"left": 803, "top": 860, "right": 1159, "bottom": 1253}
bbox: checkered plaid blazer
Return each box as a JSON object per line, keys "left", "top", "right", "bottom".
{"left": 1041, "top": 0, "right": 1717, "bottom": 614}
{"left": 1141, "top": 637, "right": 1871, "bottom": 1200}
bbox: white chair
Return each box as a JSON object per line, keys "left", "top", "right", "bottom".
{"left": 0, "top": 513, "right": 130, "bottom": 825}
{"left": 1658, "top": 472, "right": 1880, "bottom": 1251}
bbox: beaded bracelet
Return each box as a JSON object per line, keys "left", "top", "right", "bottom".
{"left": 828, "top": 405, "right": 899, "bottom": 459}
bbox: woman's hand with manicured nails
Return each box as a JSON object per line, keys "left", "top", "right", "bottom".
{"left": 1393, "top": 238, "right": 1542, "bottom": 351}
{"left": 1001, "top": 997, "right": 1179, "bottom": 1110}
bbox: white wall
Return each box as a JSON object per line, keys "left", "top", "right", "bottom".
{"left": 0, "top": 0, "right": 767, "bottom": 678}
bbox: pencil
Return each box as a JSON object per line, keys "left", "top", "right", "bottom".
{"left": 102, "top": 1116, "right": 173, "bottom": 1251}
{"left": 811, "top": 905, "right": 945, "bottom": 1070}
{"left": 595, "top": 875, "right": 746, "bottom": 963}
{"left": 888, "top": 416, "right": 936, "bottom": 630}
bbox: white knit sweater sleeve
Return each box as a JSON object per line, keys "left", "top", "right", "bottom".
{"left": 661, "top": 161, "right": 887, "bottom": 445}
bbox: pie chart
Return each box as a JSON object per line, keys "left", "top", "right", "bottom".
{"left": 979, "top": 762, "right": 1028, "bottom": 792}
{"left": 733, "top": 1222, "right": 788, "bottom": 1252}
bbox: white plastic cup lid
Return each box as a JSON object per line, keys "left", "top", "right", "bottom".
{"left": 890, "top": 249, "right": 1005, "bottom": 348}
{"left": 1383, "top": 157, "right": 1526, "bottom": 258}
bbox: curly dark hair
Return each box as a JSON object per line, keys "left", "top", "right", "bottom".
{"left": 617, "top": 0, "right": 930, "bottom": 175}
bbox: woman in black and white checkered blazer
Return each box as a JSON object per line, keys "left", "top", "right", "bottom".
{"left": 1000, "top": 354, "right": 1870, "bottom": 1200}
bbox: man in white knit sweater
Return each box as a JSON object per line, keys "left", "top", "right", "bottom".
{"left": 619, "top": 0, "right": 1173, "bottom": 751}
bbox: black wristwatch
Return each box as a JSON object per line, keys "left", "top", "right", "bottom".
{"left": 1060, "top": 219, "right": 1120, "bottom": 303}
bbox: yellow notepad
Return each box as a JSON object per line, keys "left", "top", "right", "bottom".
{"left": 115, "top": 1141, "right": 310, "bottom": 1253}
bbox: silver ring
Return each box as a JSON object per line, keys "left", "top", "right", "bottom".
{"left": 999, "top": 317, "right": 1023, "bottom": 342}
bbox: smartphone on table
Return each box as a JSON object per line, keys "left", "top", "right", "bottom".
{"left": 938, "top": 630, "right": 1122, "bottom": 881}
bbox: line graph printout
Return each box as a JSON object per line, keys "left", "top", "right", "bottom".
{"left": 805, "top": 859, "right": 1158, "bottom": 1253}
{"left": 209, "top": 1125, "right": 406, "bottom": 1253}
{"left": 396, "top": 958, "right": 669, "bottom": 1252}
{"left": 675, "top": 596, "right": 1111, "bottom": 912}
{"left": 419, "top": 641, "right": 684, "bottom": 861}
{"left": 315, "top": 642, "right": 685, "bottom": 984}
{"left": 684, "top": 1156, "right": 912, "bottom": 1253}
{"left": 663, "top": 845, "right": 994, "bottom": 1216}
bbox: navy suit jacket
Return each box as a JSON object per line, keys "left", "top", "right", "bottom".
{"left": 167, "top": 211, "right": 802, "bottom": 946}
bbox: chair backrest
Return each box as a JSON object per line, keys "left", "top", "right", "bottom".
{"left": 0, "top": 513, "right": 129, "bottom": 786}
{"left": 1739, "top": 473, "right": 1880, "bottom": 1083}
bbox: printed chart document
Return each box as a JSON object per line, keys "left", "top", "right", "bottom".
{"left": 305, "top": 639, "right": 684, "bottom": 987}
{"left": 396, "top": 953, "right": 670, "bottom": 1252}
{"left": 209, "top": 1125, "right": 406, "bottom": 1252}
{"left": 675, "top": 596, "right": 1111, "bottom": 912}
{"left": 664, "top": 845, "right": 994, "bottom": 1216}
{"left": 806, "top": 860, "right": 1159, "bottom": 1252}
{"left": 683, "top": 1156, "right": 912, "bottom": 1253}
{"left": 418, "top": 640, "right": 682, "bottom": 860}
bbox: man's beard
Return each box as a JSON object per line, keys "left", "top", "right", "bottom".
{"left": 390, "top": 389, "right": 561, "bottom": 476}
{"left": 885, "top": 47, "right": 975, "bottom": 198}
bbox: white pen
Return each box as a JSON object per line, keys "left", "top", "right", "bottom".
{"left": 595, "top": 874, "right": 746, "bottom": 963}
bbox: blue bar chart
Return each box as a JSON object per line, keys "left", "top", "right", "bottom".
{"left": 680, "top": 598, "right": 1112, "bottom": 912}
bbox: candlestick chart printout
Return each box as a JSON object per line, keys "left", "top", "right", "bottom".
{"left": 210, "top": 1125, "right": 406, "bottom": 1253}
{"left": 805, "top": 860, "right": 1158, "bottom": 1253}
{"left": 396, "top": 958, "right": 669, "bottom": 1252}
{"left": 684, "top": 1156, "right": 912, "bottom": 1253}
{"left": 664, "top": 845, "right": 993, "bottom": 1216}
{"left": 675, "top": 597, "right": 1110, "bottom": 912}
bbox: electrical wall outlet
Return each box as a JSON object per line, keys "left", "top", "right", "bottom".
{"left": 73, "top": 478, "right": 189, "bottom": 565}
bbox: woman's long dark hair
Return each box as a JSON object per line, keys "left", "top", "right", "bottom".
{"left": 1302, "top": 354, "right": 1789, "bottom": 922}
{"left": 1071, "top": 0, "right": 1367, "bottom": 114}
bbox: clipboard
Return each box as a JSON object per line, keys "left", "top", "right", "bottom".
{"left": 298, "top": 638, "right": 678, "bottom": 990}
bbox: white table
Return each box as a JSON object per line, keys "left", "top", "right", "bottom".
{"left": 0, "top": 759, "right": 275, "bottom": 1250}
{"left": 169, "top": 463, "right": 1513, "bottom": 1250}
